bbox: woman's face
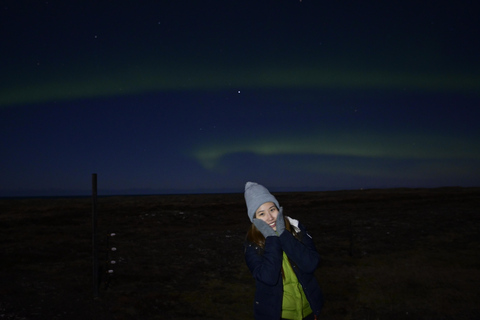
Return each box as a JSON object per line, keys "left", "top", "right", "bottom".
{"left": 255, "top": 202, "right": 279, "bottom": 231}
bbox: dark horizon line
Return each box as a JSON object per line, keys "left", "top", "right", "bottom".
{"left": 1, "top": 185, "right": 477, "bottom": 199}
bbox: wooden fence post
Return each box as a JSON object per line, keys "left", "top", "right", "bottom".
{"left": 92, "top": 173, "right": 99, "bottom": 298}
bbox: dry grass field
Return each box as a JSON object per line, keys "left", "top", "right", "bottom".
{"left": 1, "top": 187, "right": 479, "bottom": 319}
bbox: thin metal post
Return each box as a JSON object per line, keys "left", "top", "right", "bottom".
{"left": 92, "top": 173, "right": 99, "bottom": 298}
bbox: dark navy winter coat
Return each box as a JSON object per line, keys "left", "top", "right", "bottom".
{"left": 244, "top": 221, "right": 324, "bottom": 319}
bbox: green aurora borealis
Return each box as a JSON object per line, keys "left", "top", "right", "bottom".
{"left": 1, "top": 1, "right": 479, "bottom": 195}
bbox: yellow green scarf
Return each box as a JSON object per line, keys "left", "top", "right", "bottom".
{"left": 281, "top": 252, "right": 312, "bottom": 320}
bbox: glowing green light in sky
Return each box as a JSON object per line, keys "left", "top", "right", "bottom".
{"left": 191, "top": 130, "right": 480, "bottom": 171}
{"left": 1, "top": 61, "right": 479, "bottom": 107}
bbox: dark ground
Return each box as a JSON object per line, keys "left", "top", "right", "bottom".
{"left": 1, "top": 187, "right": 479, "bottom": 319}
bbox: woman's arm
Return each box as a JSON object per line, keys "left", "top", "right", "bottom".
{"left": 279, "top": 223, "right": 320, "bottom": 273}
{"left": 244, "top": 236, "right": 283, "bottom": 286}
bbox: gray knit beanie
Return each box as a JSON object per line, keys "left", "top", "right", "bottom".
{"left": 244, "top": 182, "right": 280, "bottom": 222}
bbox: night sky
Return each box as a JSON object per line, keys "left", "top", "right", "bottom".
{"left": 1, "top": 1, "right": 479, "bottom": 196}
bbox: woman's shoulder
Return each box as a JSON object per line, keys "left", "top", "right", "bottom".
{"left": 286, "top": 216, "right": 313, "bottom": 240}
{"left": 286, "top": 216, "right": 301, "bottom": 233}
{"left": 244, "top": 240, "right": 265, "bottom": 256}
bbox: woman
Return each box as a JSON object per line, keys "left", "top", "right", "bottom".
{"left": 244, "top": 182, "right": 324, "bottom": 320}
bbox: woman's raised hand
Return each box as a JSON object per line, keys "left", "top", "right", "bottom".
{"left": 253, "top": 219, "right": 277, "bottom": 238}
{"left": 276, "top": 207, "right": 285, "bottom": 235}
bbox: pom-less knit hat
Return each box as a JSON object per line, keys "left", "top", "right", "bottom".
{"left": 244, "top": 182, "right": 280, "bottom": 222}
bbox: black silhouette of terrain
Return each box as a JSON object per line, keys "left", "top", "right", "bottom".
{"left": 1, "top": 187, "right": 479, "bottom": 319}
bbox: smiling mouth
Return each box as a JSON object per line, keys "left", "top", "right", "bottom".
{"left": 269, "top": 222, "right": 276, "bottom": 228}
